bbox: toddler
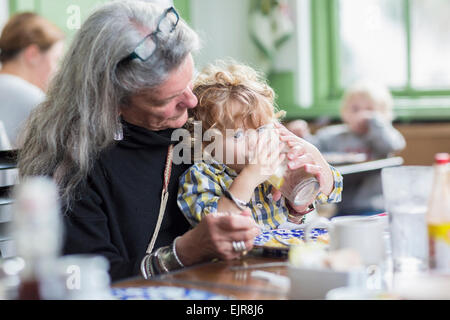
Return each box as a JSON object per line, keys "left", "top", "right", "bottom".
{"left": 291, "top": 81, "right": 406, "bottom": 215}
{"left": 177, "top": 61, "right": 343, "bottom": 231}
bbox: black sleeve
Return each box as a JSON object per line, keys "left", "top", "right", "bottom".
{"left": 62, "top": 168, "right": 142, "bottom": 282}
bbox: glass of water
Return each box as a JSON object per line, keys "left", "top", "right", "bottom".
{"left": 381, "top": 166, "right": 433, "bottom": 274}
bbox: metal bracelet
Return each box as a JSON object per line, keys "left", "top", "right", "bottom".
{"left": 287, "top": 203, "right": 314, "bottom": 224}
{"left": 140, "top": 254, "right": 154, "bottom": 279}
{"left": 223, "top": 189, "right": 248, "bottom": 211}
{"left": 172, "top": 237, "right": 185, "bottom": 268}
{"left": 288, "top": 203, "right": 315, "bottom": 215}
{"left": 140, "top": 255, "right": 148, "bottom": 279}
{"left": 154, "top": 247, "right": 170, "bottom": 274}
{"left": 142, "top": 242, "right": 186, "bottom": 279}
{"left": 155, "top": 245, "right": 185, "bottom": 273}
{"left": 142, "top": 246, "right": 183, "bottom": 279}
{"left": 288, "top": 213, "right": 306, "bottom": 224}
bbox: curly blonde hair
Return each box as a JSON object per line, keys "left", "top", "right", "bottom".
{"left": 190, "top": 60, "right": 284, "bottom": 134}
{"left": 341, "top": 81, "right": 394, "bottom": 121}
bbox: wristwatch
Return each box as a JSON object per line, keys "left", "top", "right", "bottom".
{"left": 287, "top": 202, "right": 315, "bottom": 224}
{"left": 223, "top": 189, "right": 249, "bottom": 211}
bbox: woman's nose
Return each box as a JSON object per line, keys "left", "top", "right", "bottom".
{"left": 182, "top": 87, "right": 198, "bottom": 109}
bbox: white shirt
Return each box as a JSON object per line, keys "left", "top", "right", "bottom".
{"left": 0, "top": 73, "right": 45, "bottom": 148}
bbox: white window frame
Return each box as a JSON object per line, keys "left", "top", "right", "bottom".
{"left": 0, "top": 0, "right": 9, "bottom": 30}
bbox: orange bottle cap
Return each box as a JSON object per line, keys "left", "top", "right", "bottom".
{"left": 435, "top": 153, "right": 450, "bottom": 164}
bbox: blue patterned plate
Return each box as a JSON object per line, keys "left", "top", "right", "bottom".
{"left": 253, "top": 228, "right": 328, "bottom": 255}
{"left": 111, "top": 286, "right": 231, "bottom": 300}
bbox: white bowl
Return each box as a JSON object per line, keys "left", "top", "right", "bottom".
{"left": 392, "top": 272, "right": 450, "bottom": 300}
{"left": 288, "top": 266, "right": 366, "bottom": 300}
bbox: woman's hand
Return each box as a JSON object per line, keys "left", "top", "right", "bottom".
{"left": 272, "top": 123, "right": 335, "bottom": 205}
{"left": 175, "top": 209, "right": 261, "bottom": 266}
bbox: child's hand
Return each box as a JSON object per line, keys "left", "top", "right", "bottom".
{"left": 274, "top": 122, "right": 334, "bottom": 197}
{"left": 353, "top": 111, "right": 374, "bottom": 134}
{"left": 286, "top": 120, "right": 311, "bottom": 138}
{"left": 243, "top": 130, "right": 285, "bottom": 188}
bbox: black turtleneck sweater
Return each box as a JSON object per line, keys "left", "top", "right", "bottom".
{"left": 62, "top": 121, "right": 191, "bottom": 282}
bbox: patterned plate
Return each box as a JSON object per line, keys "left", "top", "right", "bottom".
{"left": 111, "top": 286, "right": 231, "bottom": 300}
{"left": 253, "top": 228, "right": 328, "bottom": 254}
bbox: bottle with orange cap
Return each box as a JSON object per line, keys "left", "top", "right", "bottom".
{"left": 427, "top": 152, "right": 450, "bottom": 270}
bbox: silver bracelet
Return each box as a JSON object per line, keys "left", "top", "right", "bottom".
{"left": 140, "top": 254, "right": 153, "bottom": 280}
{"left": 154, "top": 247, "right": 169, "bottom": 273}
{"left": 223, "top": 189, "right": 248, "bottom": 211}
{"left": 172, "top": 237, "right": 184, "bottom": 268}
{"left": 141, "top": 241, "right": 185, "bottom": 279}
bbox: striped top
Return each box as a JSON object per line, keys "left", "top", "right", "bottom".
{"left": 177, "top": 161, "right": 343, "bottom": 231}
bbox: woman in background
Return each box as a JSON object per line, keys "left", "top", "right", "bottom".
{"left": 0, "top": 12, "right": 64, "bottom": 148}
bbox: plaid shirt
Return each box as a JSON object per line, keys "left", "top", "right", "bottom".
{"left": 177, "top": 161, "right": 343, "bottom": 230}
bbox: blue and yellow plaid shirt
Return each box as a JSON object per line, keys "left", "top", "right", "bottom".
{"left": 177, "top": 161, "right": 343, "bottom": 230}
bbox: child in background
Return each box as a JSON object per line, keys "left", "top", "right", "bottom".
{"left": 289, "top": 81, "right": 406, "bottom": 215}
{"left": 177, "top": 61, "right": 343, "bottom": 231}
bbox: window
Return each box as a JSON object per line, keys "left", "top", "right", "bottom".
{"left": 410, "top": 0, "right": 450, "bottom": 90}
{"left": 339, "top": 0, "right": 450, "bottom": 94}
{"left": 308, "top": 0, "right": 450, "bottom": 121}
{"left": 339, "top": 0, "right": 407, "bottom": 89}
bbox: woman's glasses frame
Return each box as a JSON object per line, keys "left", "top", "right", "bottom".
{"left": 121, "top": 7, "right": 180, "bottom": 63}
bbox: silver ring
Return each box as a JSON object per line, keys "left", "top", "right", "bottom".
{"left": 232, "top": 241, "right": 246, "bottom": 252}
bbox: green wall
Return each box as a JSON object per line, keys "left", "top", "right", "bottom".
{"left": 6, "top": 0, "right": 309, "bottom": 121}
{"left": 9, "top": 0, "right": 108, "bottom": 43}
{"left": 8, "top": 0, "right": 450, "bottom": 121}
{"left": 9, "top": 0, "right": 190, "bottom": 41}
{"left": 173, "top": 0, "right": 190, "bottom": 23}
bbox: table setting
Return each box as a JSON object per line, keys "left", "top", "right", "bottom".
{"left": 2, "top": 159, "right": 448, "bottom": 301}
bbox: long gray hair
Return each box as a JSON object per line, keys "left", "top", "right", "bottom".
{"left": 17, "top": 0, "right": 200, "bottom": 209}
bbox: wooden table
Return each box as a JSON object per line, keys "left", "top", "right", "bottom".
{"left": 113, "top": 252, "right": 290, "bottom": 300}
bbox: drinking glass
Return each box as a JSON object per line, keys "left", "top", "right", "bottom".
{"left": 381, "top": 166, "right": 433, "bottom": 274}
{"left": 55, "top": 255, "right": 112, "bottom": 300}
{"left": 254, "top": 123, "right": 320, "bottom": 210}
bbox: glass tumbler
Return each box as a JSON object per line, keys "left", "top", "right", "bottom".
{"left": 381, "top": 166, "right": 433, "bottom": 274}
{"left": 55, "top": 254, "right": 112, "bottom": 300}
{"left": 255, "top": 123, "right": 320, "bottom": 210}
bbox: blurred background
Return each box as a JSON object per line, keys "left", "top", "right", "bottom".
{"left": 0, "top": 0, "right": 449, "bottom": 166}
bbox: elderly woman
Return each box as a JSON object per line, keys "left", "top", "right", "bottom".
{"left": 18, "top": 1, "right": 340, "bottom": 282}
